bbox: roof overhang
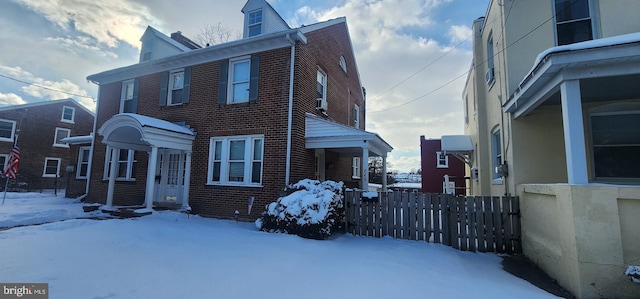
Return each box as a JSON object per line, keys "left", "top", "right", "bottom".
{"left": 97, "top": 114, "right": 195, "bottom": 152}
{"left": 61, "top": 135, "right": 93, "bottom": 145}
{"left": 305, "top": 113, "right": 393, "bottom": 157}
{"left": 504, "top": 33, "right": 640, "bottom": 119}
{"left": 441, "top": 135, "right": 474, "bottom": 166}
{"left": 87, "top": 29, "right": 307, "bottom": 85}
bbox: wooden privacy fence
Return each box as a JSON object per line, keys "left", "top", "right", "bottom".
{"left": 344, "top": 191, "right": 521, "bottom": 253}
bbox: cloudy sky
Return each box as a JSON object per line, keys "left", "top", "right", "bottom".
{"left": 0, "top": 0, "right": 489, "bottom": 173}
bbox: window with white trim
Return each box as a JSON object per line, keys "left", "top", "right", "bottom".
{"left": 248, "top": 9, "right": 263, "bottom": 37}
{"left": 590, "top": 105, "right": 640, "bottom": 180}
{"left": 229, "top": 57, "right": 251, "bottom": 103}
{"left": 492, "top": 128, "right": 502, "bottom": 182}
{"left": 103, "top": 147, "right": 137, "bottom": 180}
{"left": 554, "top": 0, "right": 593, "bottom": 46}
{"left": 61, "top": 106, "right": 75, "bottom": 123}
{"left": 353, "top": 105, "right": 360, "bottom": 128}
{"left": 352, "top": 157, "right": 361, "bottom": 179}
{"left": 0, "top": 154, "right": 7, "bottom": 174}
{"left": 0, "top": 119, "right": 16, "bottom": 142}
{"left": 43, "top": 157, "right": 61, "bottom": 177}
{"left": 168, "top": 69, "right": 185, "bottom": 105}
{"left": 208, "top": 135, "right": 264, "bottom": 186}
{"left": 121, "top": 80, "right": 135, "bottom": 113}
{"left": 436, "top": 151, "right": 449, "bottom": 168}
{"left": 54, "top": 128, "right": 70, "bottom": 147}
{"left": 316, "top": 68, "right": 327, "bottom": 110}
{"left": 76, "top": 146, "right": 90, "bottom": 179}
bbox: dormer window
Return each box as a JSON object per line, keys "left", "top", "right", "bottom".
{"left": 248, "top": 9, "right": 263, "bottom": 37}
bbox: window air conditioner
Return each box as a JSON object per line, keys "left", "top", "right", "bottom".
{"left": 485, "top": 67, "right": 495, "bottom": 85}
{"left": 471, "top": 167, "right": 478, "bottom": 180}
{"left": 316, "top": 98, "right": 328, "bottom": 111}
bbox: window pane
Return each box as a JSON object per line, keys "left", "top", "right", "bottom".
{"left": 232, "top": 82, "right": 250, "bottom": 103}
{"left": 253, "top": 139, "right": 263, "bottom": 160}
{"left": 592, "top": 114, "right": 640, "bottom": 145}
{"left": 228, "top": 162, "right": 244, "bottom": 181}
{"left": 555, "top": 0, "right": 589, "bottom": 23}
{"left": 118, "top": 162, "right": 127, "bottom": 178}
{"left": 214, "top": 141, "right": 222, "bottom": 160}
{"left": 119, "top": 149, "right": 129, "bottom": 161}
{"left": 125, "top": 83, "right": 134, "bottom": 100}
{"left": 171, "top": 89, "right": 183, "bottom": 104}
{"left": 172, "top": 72, "right": 184, "bottom": 90}
{"left": 63, "top": 108, "right": 73, "bottom": 120}
{"left": 45, "top": 160, "right": 58, "bottom": 175}
{"left": 0, "top": 121, "right": 12, "bottom": 139}
{"left": 79, "top": 164, "right": 88, "bottom": 176}
{"left": 233, "top": 61, "right": 250, "bottom": 82}
{"left": 557, "top": 20, "right": 592, "bottom": 45}
{"left": 56, "top": 129, "right": 69, "bottom": 144}
{"left": 252, "top": 162, "right": 261, "bottom": 183}
{"left": 249, "top": 10, "right": 262, "bottom": 24}
{"left": 229, "top": 140, "right": 245, "bottom": 160}
{"left": 249, "top": 25, "right": 261, "bottom": 37}
{"left": 212, "top": 162, "right": 221, "bottom": 181}
{"left": 594, "top": 146, "right": 640, "bottom": 178}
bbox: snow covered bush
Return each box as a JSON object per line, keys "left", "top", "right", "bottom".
{"left": 256, "top": 179, "right": 344, "bottom": 240}
{"left": 626, "top": 266, "right": 640, "bottom": 283}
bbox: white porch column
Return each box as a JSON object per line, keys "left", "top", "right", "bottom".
{"left": 361, "top": 147, "right": 369, "bottom": 191}
{"left": 181, "top": 151, "right": 192, "bottom": 211}
{"left": 560, "top": 80, "right": 588, "bottom": 184}
{"left": 382, "top": 156, "right": 387, "bottom": 192}
{"left": 144, "top": 146, "right": 159, "bottom": 210}
{"left": 105, "top": 147, "right": 118, "bottom": 209}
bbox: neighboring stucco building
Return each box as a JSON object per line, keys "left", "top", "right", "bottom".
{"left": 419, "top": 136, "right": 465, "bottom": 195}
{"left": 84, "top": 0, "right": 392, "bottom": 220}
{"left": 0, "top": 99, "right": 94, "bottom": 194}
{"left": 462, "top": 0, "right": 640, "bottom": 298}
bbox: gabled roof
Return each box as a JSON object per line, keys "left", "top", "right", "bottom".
{"left": 0, "top": 98, "right": 95, "bottom": 116}
{"left": 305, "top": 113, "right": 393, "bottom": 157}
{"left": 241, "top": 0, "right": 290, "bottom": 31}
{"left": 141, "top": 26, "right": 191, "bottom": 52}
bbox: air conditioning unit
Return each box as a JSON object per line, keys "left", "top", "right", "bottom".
{"left": 485, "top": 67, "right": 495, "bottom": 85}
{"left": 316, "top": 98, "right": 328, "bottom": 111}
{"left": 471, "top": 167, "right": 479, "bottom": 180}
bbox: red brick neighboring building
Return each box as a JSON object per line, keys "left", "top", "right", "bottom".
{"left": 0, "top": 99, "right": 94, "bottom": 195}
{"left": 420, "top": 136, "right": 466, "bottom": 195}
{"left": 84, "top": 0, "right": 392, "bottom": 219}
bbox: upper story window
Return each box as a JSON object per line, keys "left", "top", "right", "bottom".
{"left": 339, "top": 56, "right": 348, "bottom": 73}
{"left": 0, "top": 119, "right": 16, "bottom": 143}
{"left": 491, "top": 128, "right": 502, "bottom": 182}
{"left": 353, "top": 105, "right": 360, "bottom": 128}
{"left": 169, "top": 69, "right": 185, "bottom": 105}
{"left": 590, "top": 104, "right": 640, "bottom": 181}
{"left": 229, "top": 57, "right": 251, "bottom": 103}
{"left": 208, "top": 135, "right": 264, "bottom": 186}
{"left": 53, "top": 128, "right": 70, "bottom": 148}
{"left": 486, "top": 33, "right": 495, "bottom": 86}
{"left": 61, "top": 106, "right": 75, "bottom": 123}
{"left": 554, "top": 0, "right": 593, "bottom": 46}
{"left": 248, "top": 9, "right": 263, "bottom": 37}
{"left": 436, "top": 151, "right": 449, "bottom": 168}
{"left": 121, "top": 79, "right": 137, "bottom": 113}
{"left": 316, "top": 68, "right": 327, "bottom": 111}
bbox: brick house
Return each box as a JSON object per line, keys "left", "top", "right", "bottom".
{"left": 0, "top": 99, "right": 94, "bottom": 194}
{"left": 84, "top": 0, "right": 392, "bottom": 219}
{"left": 419, "top": 136, "right": 465, "bottom": 195}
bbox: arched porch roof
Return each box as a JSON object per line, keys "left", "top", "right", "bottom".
{"left": 98, "top": 113, "right": 195, "bottom": 151}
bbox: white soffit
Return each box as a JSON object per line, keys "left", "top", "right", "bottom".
{"left": 441, "top": 135, "right": 473, "bottom": 152}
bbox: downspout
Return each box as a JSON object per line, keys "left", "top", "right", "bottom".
{"left": 285, "top": 34, "right": 296, "bottom": 186}
{"left": 85, "top": 83, "right": 100, "bottom": 196}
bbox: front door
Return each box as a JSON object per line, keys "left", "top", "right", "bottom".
{"left": 155, "top": 149, "right": 184, "bottom": 204}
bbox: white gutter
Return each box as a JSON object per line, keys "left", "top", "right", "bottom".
{"left": 285, "top": 34, "right": 295, "bottom": 186}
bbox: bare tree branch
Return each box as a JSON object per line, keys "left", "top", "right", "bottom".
{"left": 194, "top": 22, "right": 241, "bottom": 46}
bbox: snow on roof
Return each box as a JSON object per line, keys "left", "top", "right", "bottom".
{"left": 123, "top": 113, "right": 195, "bottom": 135}
{"left": 441, "top": 135, "right": 473, "bottom": 152}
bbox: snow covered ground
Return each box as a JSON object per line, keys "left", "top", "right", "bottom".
{"left": 0, "top": 192, "right": 559, "bottom": 298}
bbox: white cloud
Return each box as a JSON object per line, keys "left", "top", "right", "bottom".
{"left": 45, "top": 36, "right": 118, "bottom": 59}
{"left": 448, "top": 25, "right": 472, "bottom": 44}
{"left": 11, "top": 0, "right": 158, "bottom": 48}
{"left": 0, "top": 93, "right": 26, "bottom": 106}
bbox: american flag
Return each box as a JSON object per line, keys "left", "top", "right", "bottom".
{"left": 4, "top": 145, "right": 20, "bottom": 179}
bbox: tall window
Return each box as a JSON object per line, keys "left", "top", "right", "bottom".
{"left": 208, "top": 135, "right": 264, "bottom": 186}
{"left": 316, "top": 69, "right": 327, "bottom": 110}
{"left": 43, "top": 157, "right": 61, "bottom": 177}
{"left": 229, "top": 57, "right": 251, "bottom": 103}
{"left": 353, "top": 105, "right": 360, "bottom": 128}
{"left": 492, "top": 128, "right": 502, "bottom": 181}
{"left": 104, "top": 147, "right": 137, "bottom": 181}
{"left": 436, "top": 151, "right": 449, "bottom": 168}
{"left": 555, "top": 0, "right": 593, "bottom": 45}
{"left": 76, "top": 146, "right": 90, "bottom": 179}
{"left": 0, "top": 119, "right": 16, "bottom": 142}
{"left": 352, "top": 157, "right": 361, "bottom": 179}
{"left": 248, "top": 9, "right": 263, "bottom": 37}
{"left": 590, "top": 106, "right": 640, "bottom": 180}
{"left": 168, "top": 69, "right": 185, "bottom": 105}
{"left": 0, "top": 154, "right": 7, "bottom": 174}
{"left": 54, "top": 128, "right": 70, "bottom": 147}
{"left": 61, "top": 106, "right": 75, "bottom": 123}
{"left": 121, "top": 80, "right": 135, "bottom": 113}
{"left": 486, "top": 33, "right": 495, "bottom": 85}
